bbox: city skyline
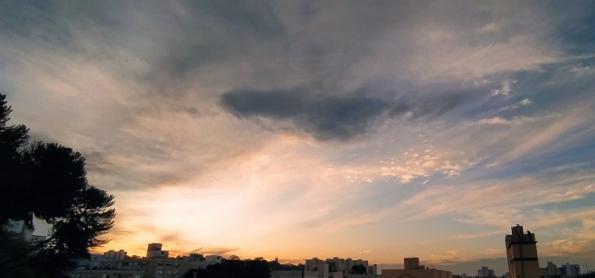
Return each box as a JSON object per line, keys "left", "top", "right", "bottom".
{"left": 80, "top": 225, "right": 592, "bottom": 275}
{"left": 79, "top": 226, "right": 589, "bottom": 276}
{"left": 1, "top": 0, "right": 595, "bottom": 275}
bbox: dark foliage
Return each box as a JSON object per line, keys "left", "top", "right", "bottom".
{"left": 0, "top": 93, "right": 116, "bottom": 277}
{"left": 0, "top": 94, "right": 30, "bottom": 225}
{"left": 184, "top": 268, "right": 209, "bottom": 278}
{"left": 24, "top": 142, "right": 88, "bottom": 221}
{"left": 0, "top": 231, "right": 35, "bottom": 278}
{"left": 268, "top": 259, "right": 302, "bottom": 271}
{"left": 184, "top": 258, "right": 271, "bottom": 278}
{"left": 351, "top": 264, "right": 367, "bottom": 274}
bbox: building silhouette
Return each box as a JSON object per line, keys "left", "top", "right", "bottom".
{"left": 302, "top": 257, "right": 379, "bottom": 278}
{"left": 382, "top": 257, "right": 452, "bottom": 278}
{"left": 540, "top": 261, "right": 582, "bottom": 278}
{"left": 541, "top": 262, "right": 561, "bottom": 278}
{"left": 505, "top": 225, "right": 540, "bottom": 278}
{"left": 404, "top": 258, "right": 424, "bottom": 270}
{"left": 147, "top": 243, "right": 169, "bottom": 259}
{"left": 478, "top": 266, "right": 496, "bottom": 278}
{"left": 559, "top": 263, "right": 581, "bottom": 278}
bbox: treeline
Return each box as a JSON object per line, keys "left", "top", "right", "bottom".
{"left": 184, "top": 258, "right": 302, "bottom": 278}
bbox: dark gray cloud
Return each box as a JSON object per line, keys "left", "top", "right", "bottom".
{"left": 221, "top": 88, "right": 388, "bottom": 140}
{"left": 220, "top": 86, "right": 476, "bottom": 140}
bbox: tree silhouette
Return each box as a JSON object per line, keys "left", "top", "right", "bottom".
{"left": 183, "top": 258, "right": 271, "bottom": 278}
{"left": 0, "top": 93, "right": 115, "bottom": 277}
{"left": 22, "top": 142, "right": 115, "bottom": 256}
{"left": 351, "top": 264, "right": 367, "bottom": 274}
{"left": 0, "top": 94, "right": 30, "bottom": 225}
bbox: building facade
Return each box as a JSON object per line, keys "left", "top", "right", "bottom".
{"left": 505, "top": 225, "right": 540, "bottom": 278}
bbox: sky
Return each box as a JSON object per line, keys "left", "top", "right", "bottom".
{"left": 1, "top": 0, "right": 595, "bottom": 274}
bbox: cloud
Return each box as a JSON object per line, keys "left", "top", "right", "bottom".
{"left": 519, "top": 98, "right": 533, "bottom": 106}
{"left": 453, "top": 208, "right": 595, "bottom": 241}
{"left": 351, "top": 170, "right": 595, "bottom": 233}
{"left": 378, "top": 147, "right": 476, "bottom": 182}
{"left": 452, "top": 231, "right": 501, "bottom": 240}
{"left": 536, "top": 216, "right": 595, "bottom": 258}
{"left": 496, "top": 107, "right": 593, "bottom": 165}
{"left": 220, "top": 88, "right": 389, "bottom": 140}
{"left": 477, "top": 116, "right": 511, "bottom": 125}
{"left": 543, "top": 239, "right": 592, "bottom": 256}
{"left": 201, "top": 247, "right": 241, "bottom": 256}
{"left": 220, "top": 86, "right": 478, "bottom": 140}
{"left": 472, "top": 115, "right": 540, "bottom": 126}
{"left": 491, "top": 80, "right": 514, "bottom": 96}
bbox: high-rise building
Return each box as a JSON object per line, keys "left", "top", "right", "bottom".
{"left": 505, "top": 225, "right": 540, "bottom": 278}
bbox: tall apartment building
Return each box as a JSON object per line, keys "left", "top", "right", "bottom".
{"left": 505, "top": 225, "right": 540, "bottom": 278}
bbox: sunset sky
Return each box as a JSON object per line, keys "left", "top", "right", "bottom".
{"left": 1, "top": 0, "right": 595, "bottom": 274}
